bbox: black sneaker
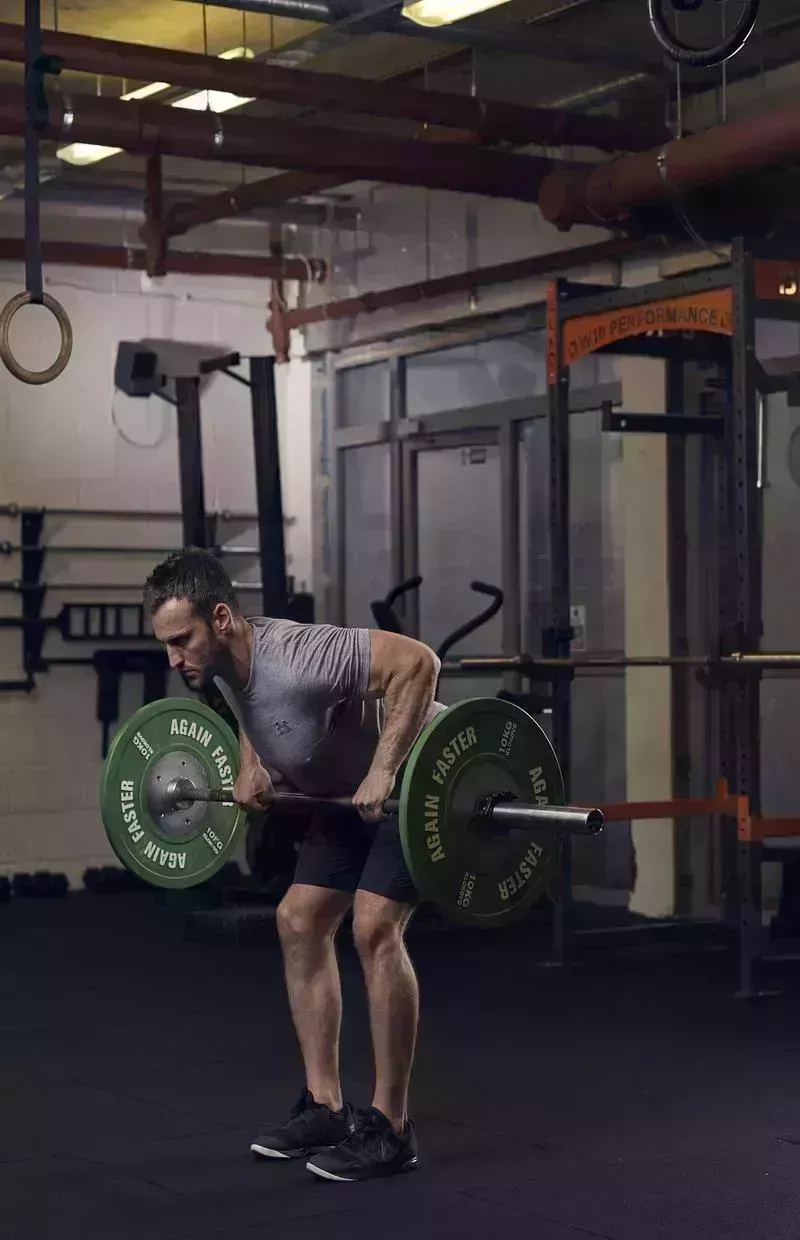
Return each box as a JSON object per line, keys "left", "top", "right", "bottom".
{"left": 305, "top": 1106, "right": 419, "bottom": 1182}
{"left": 251, "top": 1088, "right": 354, "bottom": 1160}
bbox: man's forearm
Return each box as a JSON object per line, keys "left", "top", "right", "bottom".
{"left": 239, "top": 728, "right": 262, "bottom": 771}
{"left": 370, "top": 653, "right": 439, "bottom": 778}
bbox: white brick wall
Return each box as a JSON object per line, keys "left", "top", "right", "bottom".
{"left": 0, "top": 259, "right": 313, "bottom": 887}
{"left": 0, "top": 670, "right": 109, "bottom": 877}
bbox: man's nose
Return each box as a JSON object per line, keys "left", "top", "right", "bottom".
{"left": 168, "top": 647, "right": 183, "bottom": 669}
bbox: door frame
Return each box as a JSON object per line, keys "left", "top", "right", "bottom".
{"left": 329, "top": 345, "right": 621, "bottom": 664}
{"left": 401, "top": 428, "right": 502, "bottom": 645}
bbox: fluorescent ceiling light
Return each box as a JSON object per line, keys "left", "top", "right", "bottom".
{"left": 401, "top": 0, "right": 511, "bottom": 25}
{"left": 172, "top": 45, "right": 255, "bottom": 115}
{"left": 172, "top": 88, "right": 254, "bottom": 114}
{"left": 124, "top": 80, "right": 173, "bottom": 100}
{"left": 56, "top": 47, "right": 254, "bottom": 168}
{"left": 56, "top": 143, "right": 123, "bottom": 167}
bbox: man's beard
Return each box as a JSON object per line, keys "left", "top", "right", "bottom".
{"left": 195, "top": 638, "right": 230, "bottom": 692}
{"left": 181, "top": 667, "right": 211, "bottom": 693}
{"left": 181, "top": 648, "right": 220, "bottom": 695}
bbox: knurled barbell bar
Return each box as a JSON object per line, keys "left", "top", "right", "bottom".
{"left": 99, "top": 695, "right": 603, "bottom": 928}
{"left": 442, "top": 652, "right": 800, "bottom": 674}
{"left": 161, "top": 776, "right": 602, "bottom": 837}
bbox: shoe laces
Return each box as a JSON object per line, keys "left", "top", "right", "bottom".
{"left": 342, "top": 1108, "right": 389, "bottom": 1155}
{"left": 290, "top": 1089, "right": 313, "bottom": 1120}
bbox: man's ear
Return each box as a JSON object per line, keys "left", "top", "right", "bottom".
{"left": 212, "top": 602, "right": 234, "bottom": 635}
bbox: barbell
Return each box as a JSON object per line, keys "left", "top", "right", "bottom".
{"left": 99, "top": 696, "right": 603, "bottom": 927}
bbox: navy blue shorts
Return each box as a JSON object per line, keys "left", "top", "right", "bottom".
{"left": 293, "top": 805, "right": 417, "bottom": 906}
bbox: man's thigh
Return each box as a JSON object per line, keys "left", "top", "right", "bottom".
{"left": 356, "top": 816, "right": 418, "bottom": 906}
{"left": 293, "top": 806, "right": 373, "bottom": 896}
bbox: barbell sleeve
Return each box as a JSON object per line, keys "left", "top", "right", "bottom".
{"left": 488, "top": 802, "right": 604, "bottom": 835}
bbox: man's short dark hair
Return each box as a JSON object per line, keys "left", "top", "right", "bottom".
{"left": 143, "top": 547, "right": 241, "bottom": 624}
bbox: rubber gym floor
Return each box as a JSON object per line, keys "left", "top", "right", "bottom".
{"left": 4, "top": 894, "right": 800, "bottom": 1240}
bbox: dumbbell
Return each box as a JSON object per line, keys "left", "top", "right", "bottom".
{"left": 84, "top": 865, "right": 145, "bottom": 894}
{"left": 12, "top": 872, "right": 34, "bottom": 898}
{"left": 30, "top": 871, "right": 68, "bottom": 898}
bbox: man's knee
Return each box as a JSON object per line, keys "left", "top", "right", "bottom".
{"left": 276, "top": 885, "right": 350, "bottom": 945}
{"left": 352, "top": 896, "right": 411, "bottom": 962}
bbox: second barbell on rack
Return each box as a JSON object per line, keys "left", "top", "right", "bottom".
{"left": 441, "top": 653, "right": 800, "bottom": 674}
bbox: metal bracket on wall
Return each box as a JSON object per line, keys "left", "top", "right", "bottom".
{"left": 19, "top": 507, "right": 46, "bottom": 673}
{"left": 601, "top": 401, "right": 724, "bottom": 437}
{"left": 0, "top": 676, "right": 34, "bottom": 692}
{"left": 757, "top": 356, "right": 800, "bottom": 405}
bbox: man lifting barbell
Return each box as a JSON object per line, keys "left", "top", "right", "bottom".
{"left": 119, "top": 551, "right": 600, "bottom": 1182}
{"left": 143, "top": 547, "right": 444, "bottom": 1183}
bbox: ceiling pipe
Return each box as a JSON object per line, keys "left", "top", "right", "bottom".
{"left": 0, "top": 238, "right": 327, "bottom": 280}
{"left": 162, "top": 172, "right": 351, "bottom": 238}
{"left": 162, "top": 78, "right": 656, "bottom": 241}
{"left": 178, "top": 0, "right": 337, "bottom": 18}
{"left": 268, "top": 235, "right": 654, "bottom": 331}
{"left": 160, "top": 113, "right": 492, "bottom": 239}
{"left": 0, "top": 21, "right": 665, "bottom": 151}
{"left": 161, "top": 13, "right": 660, "bottom": 240}
{"left": 26, "top": 178, "right": 361, "bottom": 228}
{"left": 0, "top": 85, "right": 553, "bottom": 200}
{"left": 538, "top": 98, "right": 800, "bottom": 229}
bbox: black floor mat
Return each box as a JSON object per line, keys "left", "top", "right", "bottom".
{"left": 4, "top": 893, "right": 800, "bottom": 1240}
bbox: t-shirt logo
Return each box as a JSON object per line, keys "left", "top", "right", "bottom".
{"left": 273, "top": 719, "right": 293, "bottom": 737}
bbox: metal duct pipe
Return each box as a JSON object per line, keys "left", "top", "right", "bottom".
{"left": 25, "top": 179, "right": 361, "bottom": 228}
{"left": 539, "top": 98, "right": 800, "bottom": 229}
{"left": 161, "top": 170, "right": 349, "bottom": 240}
{"left": 268, "top": 236, "right": 654, "bottom": 330}
{"left": 0, "top": 238, "right": 327, "bottom": 279}
{"left": 163, "top": 172, "right": 349, "bottom": 238}
{"left": 0, "top": 21, "right": 665, "bottom": 151}
{"left": 0, "top": 84, "right": 551, "bottom": 200}
{"left": 160, "top": 91, "right": 546, "bottom": 238}
{"left": 540, "top": 73, "right": 652, "bottom": 114}
{"left": 178, "top": 0, "right": 337, "bottom": 19}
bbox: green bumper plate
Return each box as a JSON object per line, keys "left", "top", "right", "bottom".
{"left": 399, "top": 698, "right": 565, "bottom": 927}
{"left": 100, "top": 698, "right": 243, "bottom": 889}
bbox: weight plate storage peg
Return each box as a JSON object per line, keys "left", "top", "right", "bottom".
{"left": 100, "top": 699, "right": 244, "bottom": 890}
{"left": 398, "top": 697, "right": 566, "bottom": 927}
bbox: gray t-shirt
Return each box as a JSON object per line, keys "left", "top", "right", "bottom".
{"left": 214, "top": 617, "right": 442, "bottom": 797}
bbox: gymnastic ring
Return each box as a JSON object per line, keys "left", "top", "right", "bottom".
{"left": 0, "top": 290, "right": 73, "bottom": 385}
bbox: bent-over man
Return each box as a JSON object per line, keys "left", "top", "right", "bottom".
{"left": 144, "top": 548, "right": 444, "bottom": 1182}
